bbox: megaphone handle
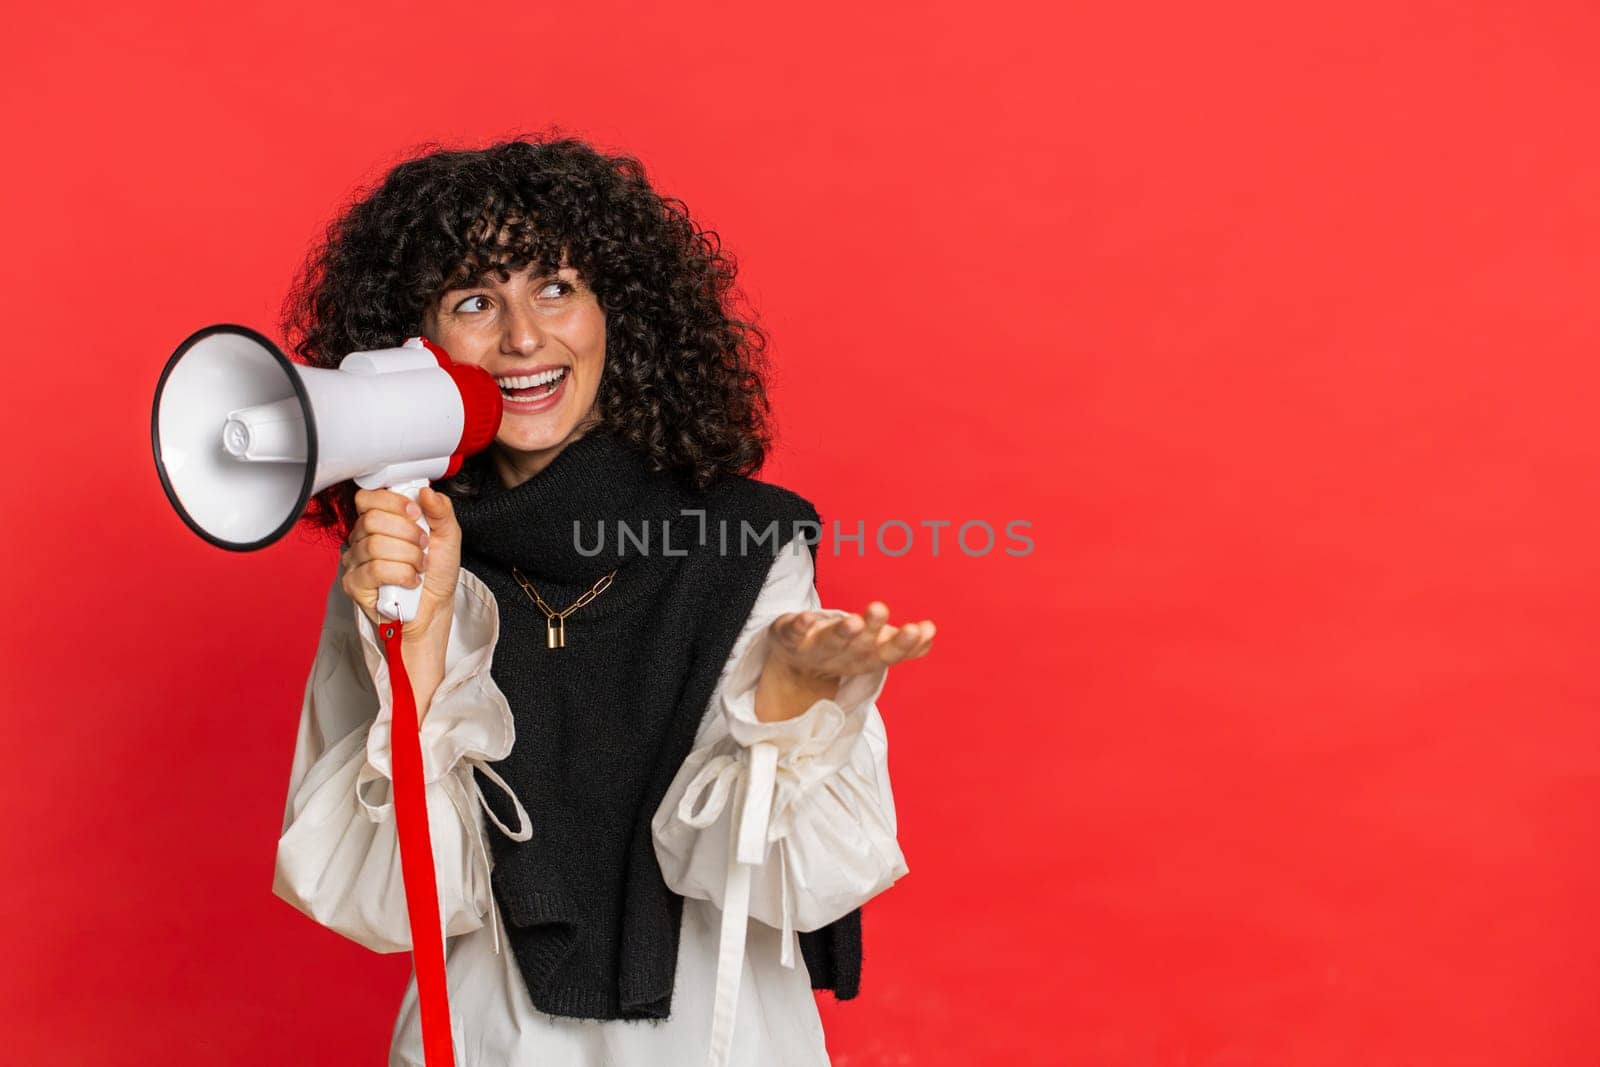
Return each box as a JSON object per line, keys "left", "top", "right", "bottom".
{"left": 377, "top": 477, "right": 432, "bottom": 623}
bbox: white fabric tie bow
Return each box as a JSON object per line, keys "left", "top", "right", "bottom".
{"left": 676, "top": 740, "right": 795, "bottom": 1067}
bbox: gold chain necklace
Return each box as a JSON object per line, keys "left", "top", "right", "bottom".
{"left": 510, "top": 565, "right": 618, "bottom": 648}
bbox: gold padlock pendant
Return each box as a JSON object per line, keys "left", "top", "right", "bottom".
{"left": 547, "top": 614, "right": 566, "bottom": 649}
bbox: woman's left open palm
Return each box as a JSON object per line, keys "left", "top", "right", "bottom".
{"left": 766, "top": 602, "right": 936, "bottom": 683}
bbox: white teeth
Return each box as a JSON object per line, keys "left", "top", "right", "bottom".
{"left": 497, "top": 367, "right": 568, "bottom": 389}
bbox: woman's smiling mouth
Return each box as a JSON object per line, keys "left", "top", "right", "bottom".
{"left": 496, "top": 367, "right": 570, "bottom": 412}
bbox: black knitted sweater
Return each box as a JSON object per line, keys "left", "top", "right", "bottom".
{"left": 451, "top": 426, "right": 862, "bottom": 1021}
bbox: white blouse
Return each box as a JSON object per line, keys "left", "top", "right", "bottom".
{"left": 272, "top": 537, "right": 910, "bottom": 1066}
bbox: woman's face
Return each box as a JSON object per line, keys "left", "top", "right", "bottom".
{"left": 421, "top": 260, "right": 606, "bottom": 473}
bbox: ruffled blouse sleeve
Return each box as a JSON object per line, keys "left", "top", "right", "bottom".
{"left": 651, "top": 537, "right": 909, "bottom": 1065}
{"left": 272, "top": 558, "right": 531, "bottom": 957}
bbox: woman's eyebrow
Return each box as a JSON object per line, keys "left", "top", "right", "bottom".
{"left": 440, "top": 264, "right": 571, "bottom": 297}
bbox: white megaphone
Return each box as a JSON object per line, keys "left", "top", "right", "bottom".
{"left": 151, "top": 323, "right": 503, "bottom": 622}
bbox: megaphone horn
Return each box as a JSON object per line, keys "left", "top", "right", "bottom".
{"left": 151, "top": 323, "right": 502, "bottom": 620}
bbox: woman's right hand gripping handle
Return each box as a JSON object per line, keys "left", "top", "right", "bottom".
{"left": 339, "top": 485, "right": 462, "bottom": 721}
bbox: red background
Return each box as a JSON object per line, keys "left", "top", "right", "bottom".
{"left": 4, "top": 2, "right": 1598, "bottom": 1064}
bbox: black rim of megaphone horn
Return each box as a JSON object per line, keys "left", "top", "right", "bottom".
{"left": 151, "top": 322, "right": 320, "bottom": 553}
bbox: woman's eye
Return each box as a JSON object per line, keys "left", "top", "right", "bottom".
{"left": 452, "top": 295, "right": 491, "bottom": 314}
{"left": 540, "top": 280, "right": 575, "bottom": 299}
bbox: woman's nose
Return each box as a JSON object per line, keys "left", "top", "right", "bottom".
{"left": 501, "top": 301, "right": 544, "bottom": 355}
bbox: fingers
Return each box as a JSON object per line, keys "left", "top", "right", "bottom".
{"left": 772, "top": 611, "right": 819, "bottom": 647}
{"left": 349, "top": 497, "right": 431, "bottom": 548}
{"left": 354, "top": 487, "right": 423, "bottom": 520}
{"left": 418, "top": 485, "right": 455, "bottom": 521}
{"left": 826, "top": 604, "right": 936, "bottom": 670}
{"left": 351, "top": 555, "right": 428, "bottom": 588}
{"left": 839, "top": 601, "right": 889, "bottom": 650}
{"left": 878, "top": 619, "right": 936, "bottom": 664}
{"left": 352, "top": 531, "right": 428, "bottom": 571}
{"left": 340, "top": 551, "right": 425, "bottom": 615}
{"left": 822, "top": 602, "right": 881, "bottom": 655}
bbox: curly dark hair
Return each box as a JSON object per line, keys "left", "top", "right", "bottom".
{"left": 281, "top": 130, "right": 776, "bottom": 550}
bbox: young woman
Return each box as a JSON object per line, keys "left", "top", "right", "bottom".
{"left": 271, "top": 136, "right": 935, "bottom": 1066}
